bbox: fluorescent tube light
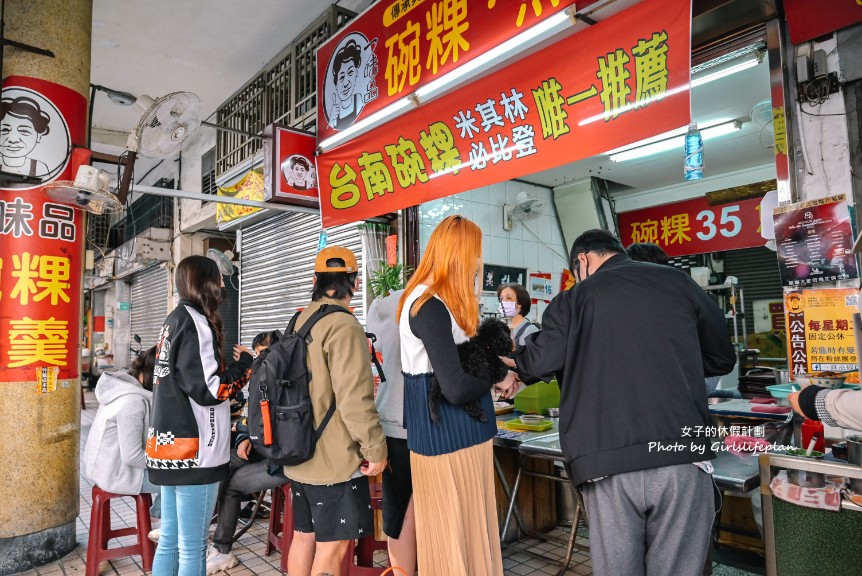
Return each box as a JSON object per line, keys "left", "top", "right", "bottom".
{"left": 318, "top": 97, "right": 414, "bottom": 152}
{"left": 319, "top": 9, "right": 575, "bottom": 153}
{"left": 416, "top": 10, "right": 573, "bottom": 101}
{"left": 608, "top": 120, "right": 742, "bottom": 162}
{"left": 690, "top": 57, "right": 760, "bottom": 88}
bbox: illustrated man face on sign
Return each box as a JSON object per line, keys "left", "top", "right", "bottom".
{"left": 0, "top": 96, "right": 51, "bottom": 176}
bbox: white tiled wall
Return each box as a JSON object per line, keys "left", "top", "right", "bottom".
{"left": 418, "top": 180, "right": 570, "bottom": 324}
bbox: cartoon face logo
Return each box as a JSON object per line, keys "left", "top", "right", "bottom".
{"left": 785, "top": 293, "right": 803, "bottom": 314}
{"left": 322, "top": 33, "right": 379, "bottom": 131}
{"left": 0, "top": 88, "right": 71, "bottom": 188}
{"left": 281, "top": 154, "right": 316, "bottom": 191}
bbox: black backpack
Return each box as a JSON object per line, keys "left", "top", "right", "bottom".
{"left": 247, "top": 305, "right": 350, "bottom": 466}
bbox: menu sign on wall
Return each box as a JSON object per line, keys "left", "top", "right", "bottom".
{"left": 785, "top": 288, "right": 860, "bottom": 378}
{"left": 617, "top": 195, "right": 765, "bottom": 257}
{"left": 774, "top": 195, "right": 857, "bottom": 287}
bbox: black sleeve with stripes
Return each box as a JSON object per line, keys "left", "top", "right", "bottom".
{"left": 408, "top": 297, "right": 492, "bottom": 405}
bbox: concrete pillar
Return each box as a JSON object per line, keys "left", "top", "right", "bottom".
{"left": 0, "top": 1, "right": 92, "bottom": 573}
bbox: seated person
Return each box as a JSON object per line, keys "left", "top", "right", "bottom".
{"left": 83, "top": 347, "right": 160, "bottom": 516}
{"left": 206, "top": 331, "right": 288, "bottom": 575}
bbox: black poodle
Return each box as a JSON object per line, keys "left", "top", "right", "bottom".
{"left": 428, "top": 317, "right": 514, "bottom": 423}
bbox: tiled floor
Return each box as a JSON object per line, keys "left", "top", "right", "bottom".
{"left": 20, "top": 390, "right": 759, "bottom": 576}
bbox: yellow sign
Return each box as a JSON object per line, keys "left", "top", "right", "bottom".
{"left": 785, "top": 287, "right": 860, "bottom": 382}
{"left": 216, "top": 170, "right": 265, "bottom": 224}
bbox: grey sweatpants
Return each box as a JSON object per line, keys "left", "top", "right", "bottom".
{"left": 580, "top": 463, "right": 714, "bottom": 576}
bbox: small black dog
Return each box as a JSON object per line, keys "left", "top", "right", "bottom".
{"left": 428, "top": 317, "right": 513, "bottom": 423}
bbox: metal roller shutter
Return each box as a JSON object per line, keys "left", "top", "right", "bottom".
{"left": 239, "top": 213, "right": 364, "bottom": 347}
{"left": 130, "top": 265, "right": 170, "bottom": 359}
{"left": 723, "top": 247, "right": 783, "bottom": 337}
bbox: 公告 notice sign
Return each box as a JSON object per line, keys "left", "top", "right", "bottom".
{"left": 785, "top": 287, "right": 860, "bottom": 380}
{"left": 317, "top": 0, "right": 692, "bottom": 227}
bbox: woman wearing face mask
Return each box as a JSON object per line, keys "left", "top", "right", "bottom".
{"left": 496, "top": 283, "right": 539, "bottom": 351}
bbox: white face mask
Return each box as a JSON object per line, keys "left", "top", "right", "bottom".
{"left": 499, "top": 301, "right": 518, "bottom": 317}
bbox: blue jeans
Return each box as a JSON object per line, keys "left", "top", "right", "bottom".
{"left": 152, "top": 482, "right": 219, "bottom": 576}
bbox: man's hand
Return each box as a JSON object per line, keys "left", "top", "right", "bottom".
{"left": 788, "top": 391, "right": 803, "bottom": 417}
{"left": 494, "top": 370, "right": 521, "bottom": 400}
{"left": 237, "top": 439, "right": 252, "bottom": 460}
{"left": 360, "top": 459, "right": 386, "bottom": 477}
{"left": 500, "top": 356, "right": 516, "bottom": 369}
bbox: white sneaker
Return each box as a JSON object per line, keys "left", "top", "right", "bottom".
{"left": 147, "top": 528, "right": 159, "bottom": 543}
{"left": 205, "top": 546, "right": 238, "bottom": 575}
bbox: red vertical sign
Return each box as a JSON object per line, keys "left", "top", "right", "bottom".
{"left": 0, "top": 76, "right": 87, "bottom": 383}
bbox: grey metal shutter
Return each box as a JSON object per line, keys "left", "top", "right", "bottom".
{"left": 130, "top": 265, "right": 170, "bottom": 358}
{"left": 239, "top": 212, "right": 364, "bottom": 347}
{"left": 220, "top": 270, "right": 240, "bottom": 360}
{"left": 723, "top": 247, "right": 783, "bottom": 337}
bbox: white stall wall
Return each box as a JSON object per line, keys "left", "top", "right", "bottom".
{"left": 418, "top": 181, "right": 569, "bottom": 324}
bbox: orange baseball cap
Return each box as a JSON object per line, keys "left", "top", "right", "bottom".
{"left": 314, "top": 245, "right": 358, "bottom": 273}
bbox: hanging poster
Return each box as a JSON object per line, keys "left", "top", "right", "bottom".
{"left": 216, "top": 169, "right": 265, "bottom": 224}
{"left": 317, "top": 0, "right": 691, "bottom": 227}
{"left": 482, "top": 263, "right": 527, "bottom": 294}
{"left": 774, "top": 194, "right": 857, "bottom": 287}
{"left": 785, "top": 287, "right": 860, "bottom": 379}
{"left": 529, "top": 272, "right": 553, "bottom": 302}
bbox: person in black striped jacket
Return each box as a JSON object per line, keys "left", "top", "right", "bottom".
{"left": 146, "top": 255, "right": 253, "bottom": 576}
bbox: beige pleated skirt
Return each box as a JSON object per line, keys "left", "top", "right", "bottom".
{"left": 410, "top": 440, "right": 503, "bottom": 576}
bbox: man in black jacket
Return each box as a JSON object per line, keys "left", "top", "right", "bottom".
{"left": 513, "top": 230, "right": 735, "bottom": 576}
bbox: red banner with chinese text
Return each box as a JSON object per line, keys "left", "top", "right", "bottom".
{"left": 0, "top": 77, "right": 86, "bottom": 383}
{"left": 317, "top": 0, "right": 690, "bottom": 227}
{"left": 316, "top": 0, "right": 578, "bottom": 143}
{"left": 617, "top": 195, "right": 765, "bottom": 257}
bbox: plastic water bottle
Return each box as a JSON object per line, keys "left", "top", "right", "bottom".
{"left": 684, "top": 122, "right": 703, "bottom": 181}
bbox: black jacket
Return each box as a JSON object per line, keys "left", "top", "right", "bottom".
{"left": 146, "top": 299, "right": 252, "bottom": 485}
{"left": 515, "top": 254, "right": 735, "bottom": 485}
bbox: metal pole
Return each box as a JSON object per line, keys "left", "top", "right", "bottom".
{"left": 132, "top": 184, "right": 320, "bottom": 215}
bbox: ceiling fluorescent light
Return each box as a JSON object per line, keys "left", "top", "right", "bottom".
{"left": 416, "top": 10, "right": 574, "bottom": 101}
{"left": 319, "top": 9, "right": 575, "bottom": 153}
{"left": 690, "top": 57, "right": 760, "bottom": 88}
{"left": 606, "top": 118, "right": 732, "bottom": 156}
{"left": 318, "top": 97, "right": 413, "bottom": 153}
{"left": 609, "top": 120, "right": 742, "bottom": 162}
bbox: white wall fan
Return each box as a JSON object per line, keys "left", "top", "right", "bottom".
{"left": 42, "top": 165, "right": 122, "bottom": 215}
{"left": 207, "top": 248, "right": 238, "bottom": 275}
{"left": 503, "top": 191, "right": 546, "bottom": 231}
{"left": 128, "top": 92, "right": 204, "bottom": 159}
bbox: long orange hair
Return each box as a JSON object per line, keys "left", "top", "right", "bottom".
{"left": 397, "top": 215, "right": 482, "bottom": 336}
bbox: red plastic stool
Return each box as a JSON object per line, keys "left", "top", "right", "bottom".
{"left": 347, "top": 481, "right": 388, "bottom": 575}
{"left": 85, "top": 486, "right": 154, "bottom": 576}
{"left": 265, "top": 483, "right": 293, "bottom": 573}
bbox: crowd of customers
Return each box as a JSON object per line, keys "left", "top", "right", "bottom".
{"left": 94, "top": 216, "right": 862, "bottom": 576}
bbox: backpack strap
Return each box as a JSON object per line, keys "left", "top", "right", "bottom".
{"left": 513, "top": 320, "right": 534, "bottom": 344}
{"left": 295, "top": 304, "right": 352, "bottom": 340}
{"left": 285, "top": 309, "right": 303, "bottom": 335}
{"left": 316, "top": 395, "right": 338, "bottom": 440}
{"left": 366, "top": 332, "right": 386, "bottom": 383}
{"left": 294, "top": 303, "right": 352, "bottom": 440}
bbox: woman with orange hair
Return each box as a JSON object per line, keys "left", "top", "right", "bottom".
{"left": 397, "top": 215, "right": 518, "bottom": 575}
